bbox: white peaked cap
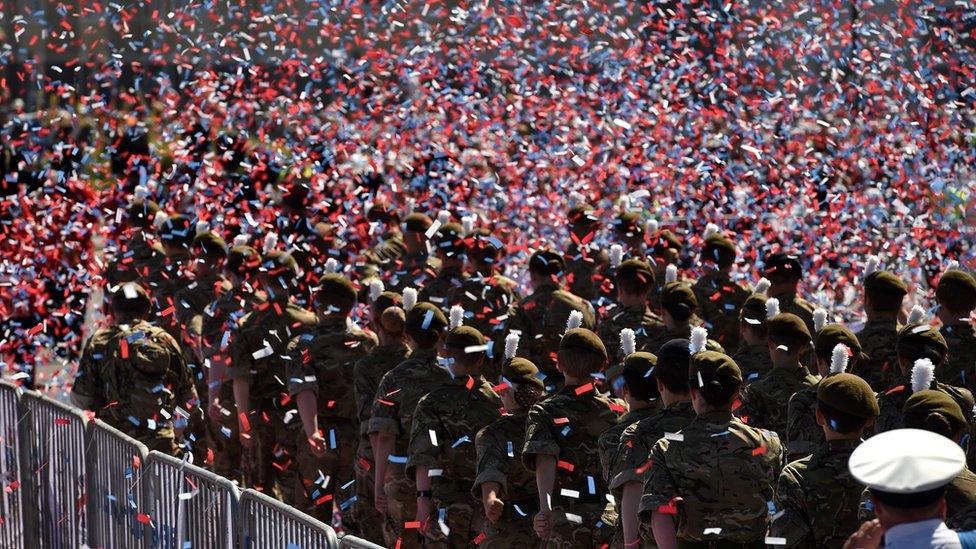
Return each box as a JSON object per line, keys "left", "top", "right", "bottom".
{"left": 849, "top": 429, "right": 964, "bottom": 494}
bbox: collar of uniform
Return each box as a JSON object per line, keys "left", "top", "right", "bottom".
{"left": 666, "top": 400, "right": 694, "bottom": 414}
{"left": 410, "top": 347, "right": 439, "bottom": 361}
{"left": 620, "top": 403, "right": 660, "bottom": 425}
{"left": 696, "top": 409, "right": 734, "bottom": 424}
{"left": 810, "top": 438, "right": 861, "bottom": 464}
{"left": 884, "top": 518, "right": 953, "bottom": 548}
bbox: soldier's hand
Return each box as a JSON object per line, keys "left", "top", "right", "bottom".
{"left": 374, "top": 486, "right": 389, "bottom": 514}
{"left": 843, "top": 519, "right": 884, "bottom": 549}
{"left": 207, "top": 396, "right": 223, "bottom": 422}
{"left": 307, "top": 430, "right": 327, "bottom": 457}
{"left": 533, "top": 510, "right": 553, "bottom": 539}
{"left": 484, "top": 496, "right": 504, "bottom": 523}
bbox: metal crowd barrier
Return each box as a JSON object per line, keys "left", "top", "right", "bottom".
{"left": 338, "top": 535, "right": 385, "bottom": 549}
{"left": 0, "top": 382, "right": 24, "bottom": 548}
{"left": 239, "top": 488, "right": 339, "bottom": 549}
{"left": 86, "top": 419, "right": 150, "bottom": 549}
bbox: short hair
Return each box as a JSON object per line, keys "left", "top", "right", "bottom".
{"left": 817, "top": 401, "right": 871, "bottom": 435}
{"left": 557, "top": 348, "right": 605, "bottom": 379}
{"left": 622, "top": 365, "right": 659, "bottom": 403}
{"left": 693, "top": 377, "right": 740, "bottom": 407}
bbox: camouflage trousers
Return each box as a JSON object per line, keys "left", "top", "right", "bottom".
{"left": 541, "top": 503, "right": 617, "bottom": 549}
{"left": 209, "top": 388, "right": 243, "bottom": 483}
{"left": 481, "top": 517, "right": 537, "bottom": 549}
{"left": 346, "top": 453, "right": 386, "bottom": 544}
{"left": 421, "top": 497, "right": 485, "bottom": 548}
{"left": 242, "top": 408, "right": 300, "bottom": 505}
{"left": 294, "top": 418, "right": 357, "bottom": 526}
{"left": 383, "top": 470, "right": 421, "bottom": 549}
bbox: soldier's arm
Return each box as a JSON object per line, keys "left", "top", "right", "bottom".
{"left": 286, "top": 336, "right": 319, "bottom": 438}
{"left": 771, "top": 465, "right": 814, "bottom": 548}
{"left": 785, "top": 392, "right": 814, "bottom": 459}
{"left": 70, "top": 337, "right": 103, "bottom": 411}
{"left": 369, "top": 371, "right": 400, "bottom": 511}
{"left": 227, "top": 319, "right": 256, "bottom": 439}
{"left": 637, "top": 439, "right": 678, "bottom": 544}
{"left": 473, "top": 426, "right": 507, "bottom": 521}
{"left": 405, "top": 395, "right": 442, "bottom": 478}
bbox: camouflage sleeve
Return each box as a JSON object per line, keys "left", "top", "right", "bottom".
{"left": 857, "top": 487, "right": 876, "bottom": 523}
{"left": 771, "top": 465, "right": 814, "bottom": 547}
{"left": 226, "top": 316, "right": 254, "bottom": 382}
{"left": 785, "top": 392, "right": 816, "bottom": 458}
{"left": 405, "top": 394, "right": 442, "bottom": 476}
{"left": 352, "top": 359, "right": 374, "bottom": 437}
{"left": 167, "top": 333, "right": 199, "bottom": 408}
{"left": 70, "top": 337, "right": 103, "bottom": 410}
{"left": 609, "top": 424, "right": 652, "bottom": 491}
{"left": 736, "top": 383, "right": 764, "bottom": 427}
{"left": 637, "top": 438, "right": 676, "bottom": 521}
{"left": 285, "top": 334, "right": 318, "bottom": 397}
{"left": 597, "top": 427, "right": 619, "bottom": 483}
{"left": 473, "top": 424, "right": 509, "bottom": 496}
{"left": 368, "top": 370, "right": 401, "bottom": 435}
{"left": 521, "top": 403, "right": 559, "bottom": 470}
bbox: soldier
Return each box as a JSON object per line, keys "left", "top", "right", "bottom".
{"left": 642, "top": 279, "right": 722, "bottom": 354}
{"left": 609, "top": 339, "right": 697, "bottom": 548}
{"left": 287, "top": 274, "right": 377, "bottom": 526}
{"left": 72, "top": 283, "right": 198, "bottom": 455}
{"left": 598, "top": 349, "right": 659, "bottom": 483}
{"left": 475, "top": 335, "right": 545, "bottom": 549}
{"left": 524, "top": 328, "right": 622, "bottom": 547}
{"left": 638, "top": 350, "right": 785, "bottom": 547}
{"left": 369, "top": 302, "right": 451, "bottom": 549}
{"left": 646, "top": 226, "right": 683, "bottom": 314}
{"left": 773, "top": 373, "right": 878, "bottom": 549}
{"left": 785, "top": 320, "right": 862, "bottom": 459}
{"left": 418, "top": 222, "right": 466, "bottom": 309}
{"left": 383, "top": 213, "right": 441, "bottom": 293}
{"left": 228, "top": 251, "right": 318, "bottom": 503}
{"left": 365, "top": 201, "right": 406, "bottom": 267}
{"left": 508, "top": 249, "right": 595, "bottom": 389}
{"left": 737, "top": 311, "right": 819, "bottom": 441}
{"left": 613, "top": 211, "right": 648, "bottom": 259}
{"left": 761, "top": 252, "right": 816, "bottom": 333}
{"left": 104, "top": 187, "right": 165, "bottom": 285}
{"left": 934, "top": 269, "right": 976, "bottom": 393}
{"left": 564, "top": 205, "right": 608, "bottom": 302}
{"left": 597, "top": 259, "right": 665, "bottom": 364}
{"left": 408, "top": 325, "right": 502, "bottom": 547}
{"left": 692, "top": 232, "right": 751, "bottom": 351}
{"left": 852, "top": 265, "right": 908, "bottom": 392}
{"left": 146, "top": 214, "right": 196, "bottom": 340}
{"left": 734, "top": 287, "right": 775, "bottom": 384}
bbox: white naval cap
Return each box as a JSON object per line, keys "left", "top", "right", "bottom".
{"left": 849, "top": 429, "right": 964, "bottom": 495}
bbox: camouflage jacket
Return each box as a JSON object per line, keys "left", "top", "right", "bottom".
{"left": 733, "top": 343, "right": 774, "bottom": 385}
{"left": 449, "top": 270, "right": 520, "bottom": 339}
{"left": 597, "top": 305, "right": 665, "bottom": 365}
{"left": 104, "top": 231, "right": 165, "bottom": 285}
{"left": 383, "top": 251, "right": 440, "bottom": 293}
{"left": 785, "top": 384, "right": 823, "bottom": 460}
{"left": 474, "top": 409, "right": 537, "bottom": 504}
{"left": 852, "top": 319, "right": 901, "bottom": 392}
{"left": 353, "top": 341, "right": 411, "bottom": 461}
{"left": 198, "top": 285, "right": 261, "bottom": 403}
{"left": 407, "top": 375, "right": 502, "bottom": 504}
{"left": 874, "top": 377, "right": 975, "bottom": 435}
{"left": 418, "top": 266, "right": 465, "bottom": 309}
{"left": 609, "top": 401, "right": 697, "bottom": 494}
{"left": 641, "top": 324, "right": 723, "bottom": 358}
{"left": 775, "top": 292, "right": 817, "bottom": 335}
{"left": 692, "top": 272, "right": 751, "bottom": 352}
{"left": 638, "top": 410, "right": 785, "bottom": 544}
{"left": 940, "top": 323, "right": 976, "bottom": 395}
{"left": 145, "top": 253, "right": 195, "bottom": 341}
{"left": 772, "top": 439, "right": 863, "bottom": 548}
{"left": 597, "top": 404, "right": 659, "bottom": 484}
{"left": 738, "top": 364, "right": 819, "bottom": 440}
{"left": 175, "top": 272, "right": 230, "bottom": 338}
{"left": 564, "top": 242, "right": 608, "bottom": 302}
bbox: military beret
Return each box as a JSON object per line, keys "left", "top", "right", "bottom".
{"left": 367, "top": 202, "right": 397, "bottom": 223}
{"left": 444, "top": 325, "right": 487, "bottom": 352}
{"left": 904, "top": 390, "right": 968, "bottom": 434}
{"left": 110, "top": 282, "right": 152, "bottom": 315}
{"left": 689, "top": 350, "right": 742, "bottom": 385}
{"left": 260, "top": 251, "right": 299, "bottom": 280}
{"left": 405, "top": 302, "right": 449, "bottom": 334}
{"left": 650, "top": 229, "right": 683, "bottom": 254}
{"left": 469, "top": 228, "right": 504, "bottom": 259}
{"left": 657, "top": 339, "right": 692, "bottom": 369}
{"left": 814, "top": 324, "right": 861, "bottom": 362}
{"left": 614, "top": 211, "right": 643, "bottom": 236}
{"left": 740, "top": 294, "right": 770, "bottom": 326}
{"left": 158, "top": 215, "right": 194, "bottom": 248}
{"left": 763, "top": 252, "right": 803, "bottom": 282}
{"left": 192, "top": 231, "right": 227, "bottom": 258}
{"left": 434, "top": 222, "right": 466, "bottom": 257}
{"left": 865, "top": 271, "right": 908, "bottom": 297}
{"left": 661, "top": 282, "right": 698, "bottom": 309}
{"left": 372, "top": 291, "right": 401, "bottom": 315}
{"left": 568, "top": 205, "right": 599, "bottom": 225}
{"left": 404, "top": 213, "right": 433, "bottom": 233}
{"left": 529, "top": 249, "right": 565, "bottom": 277}
{"left": 623, "top": 352, "right": 658, "bottom": 374}
{"left": 897, "top": 323, "right": 948, "bottom": 362}
{"left": 768, "top": 313, "right": 812, "bottom": 346}
{"left": 937, "top": 270, "right": 976, "bottom": 312}
{"left": 127, "top": 200, "right": 159, "bottom": 228}
{"left": 703, "top": 234, "right": 736, "bottom": 267}
{"left": 226, "top": 245, "right": 261, "bottom": 276}
{"left": 501, "top": 357, "right": 545, "bottom": 391}
{"left": 817, "top": 373, "right": 879, "bottom": 419}
{"left": 560, "top": 328, "right": 608, "bottom": 362}
{"left": 615, "top": 259, "right": 655, "bottom": 289}
{"left": 316, "top": 274, "right": 357, "bottom": 312}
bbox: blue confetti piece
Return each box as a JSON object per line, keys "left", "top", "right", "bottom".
{"left": 587, "top": 476, "right": 596, "bottom": 494}
{"left": 451, "top": 435, "right": 471, "bottom": 448}
{"left": 388, "top": 455, "right": 408, "bottom": 464}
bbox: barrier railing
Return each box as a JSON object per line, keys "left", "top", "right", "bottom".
{"left": 239, "top": 488, "right": 338, "bottom": 549}
{"left": 86, "top": 420, "right": 151, "bottom": 549}
{"left": 144, "top": 451, "right": 239, "bottom": 549}
{"left": 0, "top": 382, "right": 24, "bottom": 548}
{"left": 339, "top": 535, "right": 386, "bottom": 549}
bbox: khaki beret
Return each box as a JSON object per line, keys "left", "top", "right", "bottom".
{"left": 193, "top": 231, "right": 227, "bottom": 258}
{"left": 661, "top": 282, "right": 698, "bottom": 309}
{"left": 560, "top": 328, "right": 608, "bottom": 362}
{"left": 260, "top": 251, "right": 299, "bottom": 281}
{"left": 817, "top": 373, "right": 879, "bottom": 419}
{"left": 865, "top": 271, "right": 908, "bottom": 297}
{"left": 405, "top": 302, "right": 449, "bottom": 334}
{"left": 316, "top": 274, "right": 357, "bottom": 312}
{"left": 529, "top": 249, "right": 565, "bottom": 277}
{"left": 703, "top": 234, "right": 736, "bottom": 267}
{"left": 904, "top": 390, "right": 968, "bottom": 434}
{"left": 615, "top": 259, "right": 655, "bottom": 289}
{"left": 127, "top": 200, "right": 159, "bottom": 228}
{"left": 814, "top": 324, "right": 861, "bottom": 362}
{"left": 158, "top": 214, "right": 194, "bottom": 248}
{"left": 689, "top": 350, "right": 742, "bottom": 384}
{"left": 444, "top": 325, "right": 487, "bottom": 351}
{"left": 371, "top": 291, "right": 402, "bottom": 315}
{"left": 434, "top": 222, "right": 466, "bottom": 257}
{"left": 740, "top": 294, "right": 770, "bottom": 327}
{"left": 897, "top": 323, "right": 948, "bottom": 362}
{"left": 404, "top": 213, "right": 433, "bottom": 232}
{"left": 650, "top": 230, "right": 683, "bottom": 254}
{"left": 937, "top": 270, "right": 976, "bottom": 312}
{"left": 614, "top": 211, "right": 643, "bottom": 235}
{"left": 568, "top": 205, "right": 599, "bottom": 225}
{"left": 768, "top": 313, "right": 812, "bottom": 346}
{"left": 111, "top": 282, "right": 152, "bottom": 314}
{"left": 763, "top": 252, "right": 803, "bottom": 282}
{"left": 501, "top": 357, "right": 545, "bottom": 391}
{"left": 226, "top": 245, "right": 261, "bottom": 276}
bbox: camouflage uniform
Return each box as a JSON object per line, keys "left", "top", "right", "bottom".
{"left": 597, "top": 305, "right": 665, "bottom": 365}
{"left": 474, "top": 409, "right": 539, "bottom": 549}
{"left": 775, "top": 293, "right": 817, "bottom": 334}
{"left": 352, "top": 341, "right": 411, "bottom": 544}
{"left": 733, "top": 343, "right": 774, "bottom": 385}
{"left": 852, "top": 320, "right": 901, "bottom": 392}
{"left": 874, "top": 378, "right": 975, "bottom": 434}
{"left": 565, "top": 242, "right": 608, "bottom": 303}
{"left": 418, "top": 266, "right": 465, "bottom": 310}
{"left": 227, "top": 298, "right": 317, "bottom": 503}
{"left": 450, "top": 271, "right": 521, "bottom": 381}
{"left": 104, "top": 232, "right": 165, "bottom": 285}
{"left": 785, "top": 384, "right": 823, "bottom": 459}
{"left": 72, "top": 320, "right": 197, "bottom": 455}
{"left": 407, "top": 375, "right": 502, "bottom": 547}
{"left": 692, "top": 272, "right": 750, "bottom": 352}
{"left": 638, "top": 410, "right": 785, "bottom": 545}
{"left": 369, "top": 348, "right": 452, "bottom": 548}
{"left": 640, "top": 324, "right": 723, "bottom": 357}
{"left": 286, "top": 317, "right": 377, "bottom": 526}
{"left": 737, "top": 364, "right": 819, "bottom": 441}
{"left": 771, "top": 439, "right": 863, "bottom": 548}
{"left": 598, "top": 405, "right": 659, "bottom": 485}
{"left": 522, "top": 383, "right": 623, "bottom": 548}
{"left": 939, "top": 323, "right": 976, "bottom": 394}
{"left": 384, "top": 252, "right": 440, "bottom": 293}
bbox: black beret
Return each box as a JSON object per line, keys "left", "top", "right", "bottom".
{"left": 864, "top": 271, "right": 908, "bottom": 297}
{"left": 529, "top": 249, "right": 565, "bottom": 277}
{"left": 937, "top": 270, "right": 976, "bottom": 312}
{"left": 568, "top": 205, "right": 599, "bottom": 225}
{"left": 818, "top": 373, "right": 879, "bottom": 419}
{"left": 158, "top": 215, "right": 194, "bottom": 248}
{"left": 740, "top": 294, "right": 770, "bottom": 327}
{"left": 316, "top": 274, "right": 357, "bottom": 312}
{"left": 110, "top": 282, "right": 152, "bottom": 315}
{"left": 768, "top": 313, "right": 812, "bottom": 346}
{"left": 904, "top": 390, "right": 968, "bottom": 434}
{"left": 763, "top": 252, "right": 803, "bottom": 282}
{"left": 560, "top": 328, "right": 608, "bottom": 362}
{"left": 404, "top": 213, "right": 433, "bottom": 233}
{"left": 501, "top": 357, "right": 545, "bottom": 391}
{"left": 689, "top": 350, "right": 742, "bottom": 385}
{"left": 405, "top": 302, "right": 449, "bottom": 334}
{"left": 127, "top": 200, "right": 159, "bottom": 228}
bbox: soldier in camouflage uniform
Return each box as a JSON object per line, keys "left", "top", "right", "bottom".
{"left": 609, "top": 339, "right": 697, "bottom": 548}
{"left": 564, "top": 205, "right": 608, "bottom": 302}
{"left": 692, "top": 233, "right": 751, "bottom": 351}
{"left": 772, "top": 373, "right": 878, "bottom": 548}
{"left": 786, "top": 323, "right": 861, "bottom": 459}
{"left": 935, "top": 269, "right": 976, "bottom": 393}
{"left": 362, "top": 202, "right": 406, "bottom": 275}
{"left": 852, "top": 270, "right": 907, "bottom": 392}
{"left": 508, "top": 249, "right": 596, "bottom": 389}
{"left": 642, "top": 281, "right": 722, "bottom": 355}
{"left": 383, "top": 213, "right": 441, "bottom": 293}
{"left": 737, "top": 313, "right": 819, "bottom": 442}
{"left": 734, "top": 293, "right": 775, "bottom": 384}
{"left": 761, "top": 253, "right": 816, "bottom": 334}
{"left": 408, "top": 325, "right": 502, "bottom": 547}
{"left": 594, "top": 211, "right": 651, "bottom": 306}
{"left": 228, "top": 251, "right": 318, "bottom": 504}
{"left": 369, "top": 303, "right": 451, "bottom": 549}
{"left": 597, "top": 259, "right": 664, "bottom": 365}
{"left": 104, "top": 195, "right": 166, "bottom": 285}
{"left": 418, "top": 222, "right": 466, "bottom": 309}
{"left": 72, "top": 283, "right": 198, "bottom": 456}
{"left": 287, "top": 274, "right": 377, "bottom": 526}
{"left": 646, "top": 228, "right": 683, "bottom": 314}
{"left": 146, "top": 214, "right": 197, "bottom": 340}
{"left": 475, "top": 350, "right": 546, "bottom": 549}
{"left": 524, "top": 328, "right": 622, "bottom": 547}
{"left": 638, "top": 351, "right": 785, "bottom": 548}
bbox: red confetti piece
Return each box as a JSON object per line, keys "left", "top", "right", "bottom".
{"left": 574, "top": 383, "right": 594, "bottom": 396}
{"left": 557, "top": 460, "right": 575, "bottom": 472}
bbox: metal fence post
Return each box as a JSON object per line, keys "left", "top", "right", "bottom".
{"left": 239, "top": 488, "right": 339, "bottom": 549}
{"left": 0, "top": 381, "right": 25, "bottom": 547}
{"left": 86, "top": 419, "right": 151, "bottom": 549}
{"left": 338, "top": 535, "right": 386, "bottom": 549}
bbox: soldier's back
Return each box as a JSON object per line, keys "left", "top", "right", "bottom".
{"left": 733, "top": 343, "right": 774, "bottom": 385}
{"left": 853, "top": 320, "right": 901, "bottom": 391}
{"left": 738, "top": 365, "right": 819, "bottom": 439}
{"left": 785, "top": 384, "right": 822, "bottom": 460}
{"left": 597, "top": 305, "right": 665, "bottom": 364}
{"left": 940, "top": 323, "right": 976, "bottom": 393}
{"left": 692, "top": 272, "right": 751, "bottom": 351}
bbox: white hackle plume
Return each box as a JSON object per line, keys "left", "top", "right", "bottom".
{"left": 565, "top": 310, "right": 583, "bottom": 332}
{"left": 195, "top": 221, "right": 210, "bottom": 236}
{"left": 369, "top": 280, "right": 384, "bottom": 302}
{"left": 946, "top": 260, "right": 960, "bottom": 272}
{"left": 610, "top": 244, "right": 624, "bottom": 269}
{"left": 618, "top": 195, "right": 632, "bottom": 212}
{"left": 437, "top": 210, "right": 451, "bottom": 224}
{"left": 813, "top": 308, "right": 828, "bottom": 333}
{"left": 504, "top": 333, "right": 520, "bottom": 360}
{"left": 402, "top": 288, "right": 418, "bottom": 311}
{"left": 766, "top": 298, "right": 780, "bottom": 319}
{"left": 754, "top": 278, "right": 771, "bottom": 296}
{"left": 864, "top": 255, "right": 880, "bottom": 277}
{"left": 134, "top": 185, "right": 149, "bottom": 201}
{"left": 665, "top": 264, "right": 678, "bottom": 284}
{"left": 646, "top": 219, "right": 659, "bottom": 234}
{"left": 907, "top": 304, "right": 926, "bottom": 324}
{"left": 232, "top": 234, "right": 249, "bottom": 248}
{"left": 449, "top": 305, "right": 465, "bottom": 329}
{"left": 690, "top": 327, "right": 708, "bottom": 354}
{"left": 831, "top": 344, "right": 850, "bottom": 374}
{"left": 262, "top": 232, "right": 278, "bottom": 254}
{"left": 153, "top": 211, "right": 170, "bottom": 230}
{"left": 404, "top": 197, "right": 416, "bottom": 215}
{"left": 703, "top": 223, "right": 719, "bottom": 239}
{"left": 324, "top": 258, "right": 340, "bottom": 274}
{"left": 911, "top": 358, "right": 935, "bottom": 394}
{"left": 620, "top": 328, "right": 636, "bottom": 357}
